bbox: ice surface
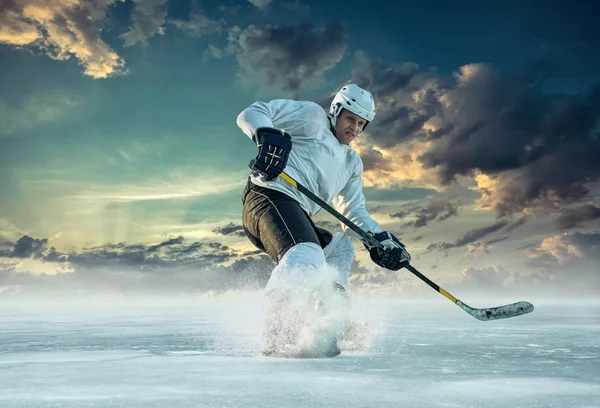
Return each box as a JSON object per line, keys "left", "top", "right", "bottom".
{"left": 0, "top": 297, "right": 598, "bottom": 408}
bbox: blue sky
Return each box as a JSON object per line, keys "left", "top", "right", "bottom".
{"left": 0, "top": 0, "right": 599, "bottom": 301}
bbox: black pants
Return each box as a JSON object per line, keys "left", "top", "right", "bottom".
{"left": 242, "top": 178, "right": 332, "bottom": 263}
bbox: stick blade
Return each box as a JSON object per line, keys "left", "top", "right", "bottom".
{"left": 457, "top": 300, "right": 534, "bottom": 321}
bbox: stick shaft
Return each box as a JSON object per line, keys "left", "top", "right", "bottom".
{"left": 279, "top": 171, "right": 459, "bottom": 305}
{"left": 279, "top": 172, "right": 380, "bottom": 248}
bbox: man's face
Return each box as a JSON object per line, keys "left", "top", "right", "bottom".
{"left": 334, "top": 109, "right": 367, "bottom": 145}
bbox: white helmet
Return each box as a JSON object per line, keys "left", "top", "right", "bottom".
{"left": 329, "top": 84, "right": 376, "bottom": 129}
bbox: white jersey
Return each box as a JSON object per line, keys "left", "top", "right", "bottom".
{"left": 237, "top": 99, "right": 383, "bottom": 238}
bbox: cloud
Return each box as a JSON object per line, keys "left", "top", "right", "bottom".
{"left": 122, "top": 0, "right": 168, "bottom": 47}
{"left": 465, "top": 241, "right": 490, "bottom": 259}
{"left": 351, "top": 52, "right": 449, "bottom": 148}
{"left": 246, "top": 0, "right": 272, "bottom": 10}
{"left": 0, "top": 232, "right": 424, "bottom": 298}
{"left": 11, "top": 235, "right": 49, "bottom": 258}
{"left": 351, "top": 139, "right": 445, "bottom": 192}
{"left": 169, "top": 5, "right": 224, "bottom": 38}
{"left": 212, "top": 222, "right": 246, "bottom": 237}
{"left": 451, "top": 265, "right": 560, "bottom": 298}
{"left": 504, "top": 215, "right": 528, "bottom": 232}
{"left": 526, "top": 232, "right": 600, "bottom": 264}
{"left": 349, "top": 51, "right": 600, "bottom": 215}
{"left": 203, "top": 25, "right": 241, "bottom": 60}
{"left": 427, "top": 220, "right": 508, "bottom": 251}
{"left": 0, "top": 233, "right": 276, "bottom": 298}
{"left": 518, "top": 232, "right": 600, "bottom": 296}
{"left": 0, "top": 235, "right": 50, "bottom": 259}
{"left": 356, "top": 145, "right": 393, "bottom": 172}
{"left": 556, "top": 204, "right": 600, "bottom": 229}
{"left": 0, "top": 93, "right": 79, "bottom": 137}
{"left": 391, "top": 199, "right": 458, "bottom": 228}
{"left": 0, "top": 254, "right": 276, "bottom": 298}
{"left": 460, "top": 265, "right": 513, "bottom": 289}
{"left": 0, "top": 0, "right": 126, "bottom": 78}
{"left": 1, "top": 234, "right": 233, "bottom": 267}
{"left": 231, "top": 22, "right": 348, "bottom": 92}
{"left": 146, "top": 235, "right": 184, "bottom": 252}
{"left": 1, "top": 230, "right": 597, "bottom": 299}
{"left": 4, "top": 167, "right": 252, "bottom": 254}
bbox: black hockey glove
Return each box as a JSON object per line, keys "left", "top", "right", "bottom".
{"left": 249, "top": 127, "right": 292, "bottom": 181}
{"left": 364, "top": 231, "right": 411, "bottom": 271}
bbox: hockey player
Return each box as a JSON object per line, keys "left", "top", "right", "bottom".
{"left": 237, "top": 84, "right": 411, "bottom": 356}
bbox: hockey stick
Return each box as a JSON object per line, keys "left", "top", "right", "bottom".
{"left": 277, "top": 171, "right": 534, "bottom": 321}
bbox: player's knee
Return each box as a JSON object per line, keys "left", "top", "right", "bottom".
{"left": 280, "top": 242, "right": 325, "bottom": 269}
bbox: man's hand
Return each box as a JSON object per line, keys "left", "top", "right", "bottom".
{"left": 364, "top": 231, "right": 411, "bottom": 271}
{"left": 249, "top": 127, "right": 292, "bottom": 181}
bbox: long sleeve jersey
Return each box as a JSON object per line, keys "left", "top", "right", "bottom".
{"left": 237, "top": 99, "right": 383, "bottom": 238}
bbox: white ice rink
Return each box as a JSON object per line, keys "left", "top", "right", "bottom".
{"left": 1, "top": 296, "right": 598, "bottom": 408}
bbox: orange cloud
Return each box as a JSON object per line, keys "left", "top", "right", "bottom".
{"left": 470, "top": 170, "right": 579, "bottom": 215}
{"left": 353, "top": 138, "right": 443, "bottom": 191}
{"left": 0, "top": 0, "right": 126, "bottom": 79}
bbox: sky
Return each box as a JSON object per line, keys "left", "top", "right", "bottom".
{"left": 0, "top": 0, "right": 599, "bottom": 302}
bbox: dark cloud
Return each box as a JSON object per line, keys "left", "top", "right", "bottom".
{"left": 122, "top": 0, "right": 168, "bottom": 47}
{"left": 147, "top": 236, "right": 185, "bottom": 252}
{"left": 241, "top": 249, "right": 263, "bottom": 256}
{"left": 350, "top": 51, "right": 452, "bottom": 147}
{"left": 235, "top": 22, "right": 347, "bottom": 92}
{"left": 246, "top": 0, "right": 272, "bottom": 10}
{"left": 168, "top": 2, "right": 224, "bottom": 38}
{"left": 484, "top": 237, "right": 509, "bottom": 245}
{"left": 0, "top": 253, "right": 275, "bottom": 298}
{"left": 0, "top": 235, "right": 240, "bottom": 272}
{"left": 359, "top": 146, "right": 393, "bottom": 172}
{"left": 170, "top": 241, "right": 204, "bottom": 255}
{"left": 350, "top": 50, "right": 600, "bottom": 215}
{"left": 504, "top": 216, "right": 528, "bottom": 232}
{"left": 0, "top": 234, "right": 277, "bottom": 297}
{"left": 556, "top": 205, "right": 600, "bottom": 229}
{"left": 4, "top": 235, "right": 49, "bottom": 258}
{"left": 391, "top": 199, "right": 458, "bottom": 228}
{"left": 390, "top": 210, "right": 409, "bottom": 219}
{"left": 212, "top": 222, "right": 246, "bottom": 237}
{"left": 44, "top": 247, "right": 69, "bottom": 263}
{"left": 0, "top": 234, "right": 422, "bottom": 298}
{"left": 427, "top": 220, "right": 508, "bottom": 251}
